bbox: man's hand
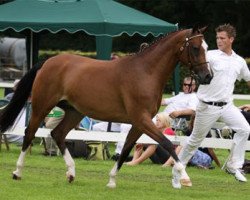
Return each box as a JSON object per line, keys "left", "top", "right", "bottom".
{"left": 161, "top": 99, "right": 168, "bottom": 106}
{"left": 239, "top": 104, "right": 250, "bottom": 112}
{"left": 169, "top": 111, "right": 180, "bottom": 119}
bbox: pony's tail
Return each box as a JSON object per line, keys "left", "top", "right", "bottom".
{"left": 0, "top": 61, "right": 44, "bottom": 133}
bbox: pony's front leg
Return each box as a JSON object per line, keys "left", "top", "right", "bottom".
{"left": 107, "top": 126, "right": 142, "bottom": 189}
{"left": 13, "top": 150, "right": 27, "bottom": 180}
{"left": 63, "top": 148, "right": 75, "bottom": 183}
{"left": 107, "top": 162, "right": 118, "bottom": 188}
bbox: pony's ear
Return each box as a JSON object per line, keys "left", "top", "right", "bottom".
{"left": 199, "top": 26, "right": 208, "bottom": 34}
{"left": 192, "top": 24, "right": 200, "bottom": 34}
{"left": 192, "top": 24, "right": 208, "bottom": 34}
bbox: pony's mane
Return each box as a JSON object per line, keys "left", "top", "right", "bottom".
{"left": 135, "top": 29, "right": 187, "bottom": 55}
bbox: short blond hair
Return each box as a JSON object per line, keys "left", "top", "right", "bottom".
{"left": 156, "top": 113, "right": 172, "bottom": 128}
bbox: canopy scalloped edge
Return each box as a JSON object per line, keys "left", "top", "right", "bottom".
{"left": 0, "top": 26, "right": 178, "bottom": 37}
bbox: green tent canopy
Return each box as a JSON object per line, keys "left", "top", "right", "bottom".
{"left": 0, "top": 0, "right": 177, "bottom": 36}
{"left": 0, "top": 0, "right": 180, "bottom": 92}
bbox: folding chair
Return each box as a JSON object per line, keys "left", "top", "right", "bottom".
{"left": 79, "top": 116, "right": 97, "bottom": 131}
{"left": 172, "top": 115, "right": 191, "bottom": 136}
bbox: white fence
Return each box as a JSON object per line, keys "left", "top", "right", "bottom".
{"left": 3, "top": 127, "right": 250, "bottom": 150}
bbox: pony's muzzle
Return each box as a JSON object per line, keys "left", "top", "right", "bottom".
{"left": 203, "top": 73, "right": 213, "bottom": 84}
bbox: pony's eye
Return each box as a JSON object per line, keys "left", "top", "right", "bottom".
{"left": 192, "top": 46, "right": 200, "bottom": 56}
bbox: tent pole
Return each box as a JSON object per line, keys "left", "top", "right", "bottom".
{"left": 96, "top": 36, "right": 112, "bottom": 60}
{"left": 29, "top": 30, "right": 33, "bottom": 70}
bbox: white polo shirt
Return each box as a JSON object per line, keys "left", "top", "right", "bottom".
{"left": 163, "top": 92, "right": 199, "bottom": 114}
{"left": 198, "top": 49, "right": 250, "bottom": 102}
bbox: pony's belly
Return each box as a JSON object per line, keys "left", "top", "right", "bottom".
{"left": 73, "top": 101, "right": 129, "bottom": 123}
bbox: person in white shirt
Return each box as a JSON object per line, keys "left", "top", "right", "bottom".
{"left": 162, "top": 77, "right": 198, "bottom": 117}
{"left": 161, "top": 77, "right": 199, "bottom": 129}
{"left": 172, "top": 24, "right": 250, "bottom": 188}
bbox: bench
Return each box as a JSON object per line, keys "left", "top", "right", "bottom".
{"left": 3, "top": 127, "right": 250, "bottom": 151}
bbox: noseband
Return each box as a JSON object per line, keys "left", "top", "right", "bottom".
{"left": 179, "top": 34, "right": 208, "bottom": 71}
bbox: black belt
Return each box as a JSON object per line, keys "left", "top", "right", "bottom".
{"left": 202, "top": 101, "right": 227, "bottom": 107}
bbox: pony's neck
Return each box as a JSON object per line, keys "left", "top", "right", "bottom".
{"left": 139, "top": 29, "right": 188, "bottom": 83}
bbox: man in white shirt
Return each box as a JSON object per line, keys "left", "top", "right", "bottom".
{"left": 172, "top": 24, "right": 250, "bottom": 188}
{"left": 162, "top": 76, "right": 199, "bottom": 119}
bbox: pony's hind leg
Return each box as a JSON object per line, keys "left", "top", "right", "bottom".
{"left": 107, "top": 126, "right": 142, "bottom": 188}
{"left": 50, "top": 108, "right": 83, "bottom": 183}
{"left": 13, "top": 115, "right": 44, "bottom": 180}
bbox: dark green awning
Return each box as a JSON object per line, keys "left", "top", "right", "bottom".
{"left": 0, "top": 0, "right": 177, "bottom": 36}
{"left": 0, "top": 0, "right": 180, "bottom": 93}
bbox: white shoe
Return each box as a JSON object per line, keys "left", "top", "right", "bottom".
{"left": 226, "top": 167, "right": 247, "bottom": 182}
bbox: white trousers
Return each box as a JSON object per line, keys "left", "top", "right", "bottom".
{"left": 179, "top": 101, "right": 250, "bottom": 169}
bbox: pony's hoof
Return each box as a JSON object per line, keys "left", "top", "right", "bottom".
{"left": 12, "top": 173, "right": 21, "bottom": 180}
{"left": 107, "top": 181, "right": 116, "bottom": 189}
{"left": 67, "top": 175, "right": 74, "bottom": 183}
{"left": 66, "top": 171, "right": 75, "bottom": 183}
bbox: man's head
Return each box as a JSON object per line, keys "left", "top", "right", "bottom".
{"left": 182, "top": 77, "right": 196, "bottom": 94}
{"left": 215, "top": 24, "right": 236, "bottom": 54}
{"left": 139, "top": 42, "right": 149, "bottom": 52}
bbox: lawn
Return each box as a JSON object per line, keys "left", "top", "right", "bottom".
{"left": 0, "top": 143, "right": 249, "bottom": 200}
{"left": 0, "top": 98, "right": 249, "bottom": 200}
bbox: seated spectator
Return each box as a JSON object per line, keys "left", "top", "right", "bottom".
{"left": 92, "top": 122, "right": 121, "bottom": 132}
{"left": 161, "top": 76, "right": 198, "bottom": 120}
{"left": 163, "top": 114, "right": 221, "bottom": 169}
{"left": 159, "top": 77, "right": 199, "bottom": 133}
{"left": 43, "top": 106, "right": 65, "bottom": 156}
{"left": 4, "top": 79, "right": 20, "bottom": 101}
{"left": 5, "top": 108, "right": 25, "bottom": 145}
{"left": 126, "top": 113, "right": 175, "bottom": 166}
{"left": 239, "top": 104, "right": 250, "bottom": 125}
{"left": 111, "top": 123, "right": 133, "bottom": 162}
{"left": 220, "top": 104, "right": 250, "bottom": 140}
{"left": 111, "top": 53, "right": 119, "bottom": 60}
{"left": 4, "top": 79, "right": 24, "bottom": 145}
{"left": 239, "top": 104, "right": 250, "bottom": 112}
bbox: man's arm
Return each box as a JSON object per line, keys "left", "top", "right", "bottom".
{"left": 161, "top": 98, "right": 168, "bottom": 106}
{"left": 207, "top": 148, "right": 221, "bottom": 167}
{"left": 239, "top": 81, "right": 250, "bottom": 112}
{"left": 239, "top": 104, "right": 250, "bottom": 112}
{"left": 169, "top": 109, "right": 195, "bottom": 119}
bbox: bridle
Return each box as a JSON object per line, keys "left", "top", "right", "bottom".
{"left": 179, "top": 33, "right": 209, "bottom": 91}
{"left": 179, "top": 34, "right": 209, "bottom": 71}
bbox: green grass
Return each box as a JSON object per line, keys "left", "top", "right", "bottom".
{"left": 0, "top": 98, "right": 249, "bottom": 199}
{"left": 0, "top": 144, "right": 249, "bottom": 200}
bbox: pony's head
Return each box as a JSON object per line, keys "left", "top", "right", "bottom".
{"left": 179, "top": 25, "right": 213, "bottom": 85}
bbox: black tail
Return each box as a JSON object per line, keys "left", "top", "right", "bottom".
{"left": 0, "top": 61, "right": 44, "bottom": 133}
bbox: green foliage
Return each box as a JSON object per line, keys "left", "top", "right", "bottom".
{"left": 38, "top": 50, "right": 97, "bottom": 60}
{"left": 0, "top": 144, "right": 249, "bottom": 200}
